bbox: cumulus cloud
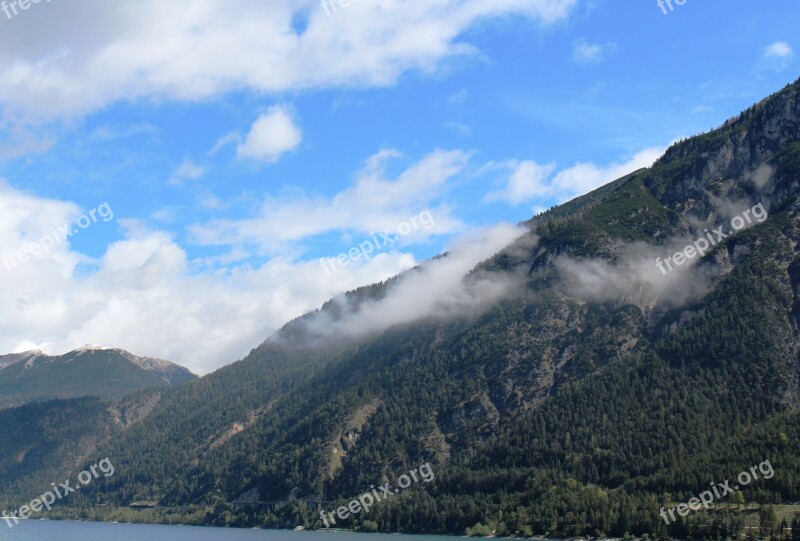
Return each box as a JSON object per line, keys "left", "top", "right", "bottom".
{"left": 0, "top": 179, "right": 524, "bottom": 373}
{"left": 761, "top": 41, "right": 794, "bottom": 71}
{"left": 0, "top": 180, "right": 83, "bottom": 274}
{"left": 486, "top": 146, "right": 664, "bottom": 206}
{"left": 0, "top": 181, "right": 424, "bottom": 374}
{"left": 169, "top": 159, "right": 206, "bottom": 185}
{"left": 549, "top": 146, "right": 662, "bottom": 197}
{"left": 485, "top": 161, "right": 556, "bottom": 204}
{"left": 0, "top": 0, "right": 577, "bottom": 124}
{"left": 236, "top": 106, "right": 302, "bottom": 163}
{"left": 0, "top": 148, "right": 481, "bottom": 373}
{"left": 764, "top": 41, "right": 793, "bottom": 59}
{"left": 572, "top": 39, "right": 616, "bottom": 64}
{"left": 188, "top": 149, "right": 467, "bottom": 254}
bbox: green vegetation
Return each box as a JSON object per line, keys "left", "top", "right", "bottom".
{"left": 1, "top": 77, "right": 800, "bottom": 539}
{"left": 0, "top": 348, "right": 195, "bottom": 409}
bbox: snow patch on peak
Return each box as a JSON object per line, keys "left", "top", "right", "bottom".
{"left": 77, "top": 344, "right": 112, "bottom": 352}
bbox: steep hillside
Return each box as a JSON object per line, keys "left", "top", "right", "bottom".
{"left": 1, "top": 78, "right": 799, "bottom": 539}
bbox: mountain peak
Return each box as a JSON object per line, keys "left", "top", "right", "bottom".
{"left": 0, "top": 346, "right": 197, "bottom": 409}
{"left": 76, "top": 344, "right": 112, "bottom": 352}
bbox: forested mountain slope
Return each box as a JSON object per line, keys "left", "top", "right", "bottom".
{"left": 2, "top": 78, "right": 799, "bottom": 539}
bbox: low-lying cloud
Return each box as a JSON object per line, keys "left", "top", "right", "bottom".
{"left": 293, "top": 224, "right": 530, "bottom": 342}
{"left": 555, "top": 243, "right": 713, "bottom": 309}
{"left": 555, "top": 198, "right": 771, "bottom": 308}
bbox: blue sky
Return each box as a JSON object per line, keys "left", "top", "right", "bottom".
{"left": 0, "top": 0, "right": 797, "bottom": 372}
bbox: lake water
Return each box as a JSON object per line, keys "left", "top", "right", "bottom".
{"left": 0, "top": 520, "right": 454, "bottom": 540}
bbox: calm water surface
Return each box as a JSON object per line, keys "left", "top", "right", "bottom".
{"left": 1, "top": 520, "right": 455, "bottom": 540}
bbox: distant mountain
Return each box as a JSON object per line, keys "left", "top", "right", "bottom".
{"left": 1, "top": 78, "right": 799, "bottom": 538}
{"left": 0, "top": 345, "right": 197, "bottom": 409}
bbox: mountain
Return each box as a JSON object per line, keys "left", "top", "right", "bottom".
{"left": 0, "top": 345, "right": 197, "bottom": 409}
{"left": 1, "top": 78, "right": 799, "bottom": 538}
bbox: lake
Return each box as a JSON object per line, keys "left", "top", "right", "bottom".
{"left": 0, "top": 520, "right": 455, "bottom": 540}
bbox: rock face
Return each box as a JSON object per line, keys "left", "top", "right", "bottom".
{"left": 646, "top": 82, "right": 800, "bottom": 214}
{"left": 113, "top": 348, "right": 198, "bottom": 386}
{"left": 0, "top": 350, "right": 46, "bottom": 370}
{"left": 1, "top": 79, "right": 800, "bottom": 536}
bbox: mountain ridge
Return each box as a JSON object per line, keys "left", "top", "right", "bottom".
{"left": 0, "top": 345, "right": 197, "bottom": 410}
{"left": 1, "top": 77, "right": 799, "bottom": 538}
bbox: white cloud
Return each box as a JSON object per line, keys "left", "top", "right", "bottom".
{"left": 0, "top": 0, "right": 577, "bottom": 124}
{"left": 210, "top": 133, "right": 240, "bottom": 156}
{"left": 760, "top": 41, "right": 794, "bottom": 72}
{"left": 485, "top": 161, "right": 556, "bottom": 204}
{"left": 169, "top": 159, "right": 205, "bottom": 185}
{"left": 297, "top": 223, "right": 529, "bottom": 341}
{"left": 90, "top": 123, "right": 159, "bottom": 141}
{"left": 764, "top": 41, "right": 793, "bottom": 59}
{"left": 0, "top": 181, "right": 423, "bottom": 374}
{"left": 188, "top": 149, "right": 467, "bottom": 252}
{"left": 443, "top": 120, "right": 471, "bottom": 136}
{"left": 198, "top": 196, "right": 224, "bottom": 210}
{"left": 572, "top": 39, "right": 616, "bottom": 64}
{"left": 691, "top": 105, "right": 713, "bottom": 115}
{"left": 0, "top": 148, "right": 480, "bottom": 374}
{"left": 236, "top": 106, "right": 302, "bottom": 163}
{"left": 149, "top": 207, "right": 179, "bottom": 223}
{"left": 0, "top": 125, "right": 55, "bottom": 161}
{"left": 0, "top": 180, "right": 511, "bottom": 374}
{"left": 549, "top": 146, "right": 663, "bottom": 198}
{"left": 486, "top": 146, "right": 665, "bottom": 206}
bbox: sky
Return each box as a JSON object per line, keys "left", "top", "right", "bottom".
{"left": 0, "top": 0, "right": 797, "bottom": 374}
